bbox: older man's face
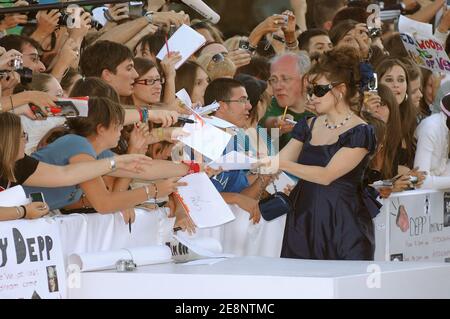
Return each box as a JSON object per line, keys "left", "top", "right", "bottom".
{"left": 269, "top": 57, "right": 303, "bottom": 108}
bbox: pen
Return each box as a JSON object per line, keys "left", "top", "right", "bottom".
{"left": 129, "top": 220, "right": 132, "bottom": 234}
{"left": 280, "top": 105, "right": 288, "bottom": 129}
{"left": 165, "top": 34, "right": 170, "bottom": 57}
{"left": 178, "top": 117, "right": 196, "bottom": 124}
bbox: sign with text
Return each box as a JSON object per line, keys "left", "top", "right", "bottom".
{"left": 0, "top": 219, "right": 65, "bottom": 299}
{"left": 382, "top": 190, "right": 450, "bottom": 262}
{"left": 400, "top": 33, "right": 450, "bottom": 74}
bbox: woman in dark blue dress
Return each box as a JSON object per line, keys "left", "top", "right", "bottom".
{"left": 274, "top": 47, "right": 380, "bottom": 260}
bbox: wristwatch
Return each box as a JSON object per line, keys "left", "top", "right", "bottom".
{"left": 144, "top": 11, "right": 155, "bottom": 24}
{"left": 109, "top": 157, "right": 117, "bottom": 171}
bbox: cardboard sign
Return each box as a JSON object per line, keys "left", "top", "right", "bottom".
{"left": 0, "top": 219, "right": 65, "bottom": 299}
{"left": 400, "top": 33, "right": 450, "bottom": 74}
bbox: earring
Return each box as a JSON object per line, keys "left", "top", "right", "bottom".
{"left": 404, "top": 93, "right": 408, "bottom": 102}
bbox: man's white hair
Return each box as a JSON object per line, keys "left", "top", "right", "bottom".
{"left": 270, "top": 51, "right": 311, "bottom": 75}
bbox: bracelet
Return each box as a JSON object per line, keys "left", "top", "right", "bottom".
{"left": 144, "top": 11, "right": 154, "bottom": 24}
{"left": 109, "top": 157, "right": 117, "bottom": 171}
{"left": 20, "top": 205, "right": 27, "bottom": 219}
{"left": 103, "top": 9, "right": 115, "bottom": 22}
{"left": 10, "top": 95, "right": 14, "bottom": 113}
{"left": 143, "top": 185, "right": 151, "bottom": 201}
{"left": 157, "top": 128, "right": 164, "bottom": 140}
{"left": 182, "top": 160, "right": 200, "bottom": 174}
{"left": 141, "top": 107, "right": 148, "bottom": 123}
{"left": 15, "top": 206, "right": 23, "bottom": 219}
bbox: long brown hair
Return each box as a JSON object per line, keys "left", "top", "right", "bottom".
{"left": 0, "top": 112, "right": 22, "bottom": 182}
{"left": 377, "top": 84, "right": 403, "bottom": 178}
{"left": 41, "top": 97, "right": 125, "bottom": 146}
{"left": 376, "top": 57, "right": 417, "bottom": 167}
{"left": 307, "top": 46, "right": 362, "bottom": 110}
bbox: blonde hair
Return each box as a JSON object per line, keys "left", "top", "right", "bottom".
{"left": 0, "top": 112, "right": 22, "bottom": 182}
{"left": 197, "top": 52, "right": 236, "bottom": 81}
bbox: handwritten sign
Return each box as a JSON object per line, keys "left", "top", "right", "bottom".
{"left": 400, "top": 33, "right": 450, "bottom": 74}
{"left": 0, "top": 219, "right": 65, "bottom": 299}
{"left": 380, "top": 190, "right": 450, "bottom": 262}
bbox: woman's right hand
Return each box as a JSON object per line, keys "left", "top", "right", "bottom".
{"left": 128, "top": 123, "right": 150, "bottom": 154}
{"left": 24, "top": 91, "right": 58, "bottom": 116}
{"left": 235, "top": 194, "right": 261, "bottom": 224}
{"left": 392, "top": 175, "right": 413, "bottom": 192}
{"left": 24, "top": 202, "right": 49, "bottom": 219}
{"left": 155, "top": 177, "right": 188, "bottom": 197}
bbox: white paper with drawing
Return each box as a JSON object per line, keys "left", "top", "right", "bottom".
{"left": 178, "top": 122, "right": 232, "bottom": 160}
{"left": 0, "top": 185, "right": 30, "bottom": 206}
{"left": 175, "top": 89, "right": 193, "bottom": 108}
{"left": 156, "top": 24, "right": 206, "bottom": 69}
{"left": 177, "top": 173, "right": 235, "bottom": 228}
{"left": 266, "top": 172, "right": 296, "bottom": 194}
{"left": 208, "top": 151, "right": 256, "bottom": 170}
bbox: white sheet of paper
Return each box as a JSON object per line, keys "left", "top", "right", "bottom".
{"left": 208, "top": 151, "right": 256, "bottom": 171}
{"left": 156, "top": 24, "right": 206, "bottom": 69}
{"left": 175, "top": 89, "right": 193, "bottom": 108}
{"left": 0, "top": 185, "right": 30, "bottom": 206}
{"left": 203, "top": 116, "right": 235, "bottom": 128}
{"left": 176, "top": 172, "right": 235, "bottom": 228}
{"left": 68, "top": 245, "right": 172, "bottom": 272}
{"left": 178, "top": 122, "right": 232, "bottom": 161}
{"left": 398, "top": 15, "right": 432, "bottom": 36}
{"left": 196, "top": 102, "right": 220, "bottom": 116}
{"left": 57, "top": 97, "right": 89, "bottom": 117}
{"left": 266, "top": 172, "right": 296, "bottom": 194}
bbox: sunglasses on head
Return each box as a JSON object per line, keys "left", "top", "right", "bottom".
{"left": 306, "top": 83, "right": 340, "bottom": 98}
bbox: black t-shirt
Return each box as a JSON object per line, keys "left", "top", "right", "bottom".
{"left": 0, "top": 155, "right": 39, "bottom": 190}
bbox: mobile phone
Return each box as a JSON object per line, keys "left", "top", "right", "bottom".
{"left": 30, "top": 192, "right": 46, "bottom": 203}
{"left": 368, "top": 73, "right": 378, "bottom": 92}
{"left": 54, "top": 101, "right": 79, "bottom": 118}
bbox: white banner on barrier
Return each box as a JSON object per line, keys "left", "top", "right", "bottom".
{"left": 381, "top": 190, "right": 450, "bottom": 262}
{"left": 0, "top": 219, "right": 66, "bottom": 299}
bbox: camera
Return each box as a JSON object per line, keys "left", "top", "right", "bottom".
{"left": 30, "top": 192, "right": 46, "bottom": 203}
{"left": 0, "top": 55, "right": 32, "bottom": 84}
{"left": 238, "top": 39, "right": 250, "bottom": 51}
{"left": 115, "top": 259, "right": 136, "bottom": 272}
{"left": 58, "top": 13, "right": 103, "bottom": 31}
{"left": 368, "top": 27, "right": 382, "bottom": 39}
{"left": 367, "top": 73, "right": 378, "bottom": 93}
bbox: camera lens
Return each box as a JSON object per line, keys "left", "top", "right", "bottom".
{"left": 17, "top": 67, "right": 33, "bottom": 84}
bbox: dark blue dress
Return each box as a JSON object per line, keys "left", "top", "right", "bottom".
{"left": 281, "top": 117, "right": 381, "bottom": 260}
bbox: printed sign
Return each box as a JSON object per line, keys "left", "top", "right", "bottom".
{"left": 0, "top": 219, "right": 65, "bottom": 299}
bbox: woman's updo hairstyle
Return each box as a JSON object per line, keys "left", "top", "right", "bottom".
{"left": 307, "top": 46, "right": 362, "bottom": 108}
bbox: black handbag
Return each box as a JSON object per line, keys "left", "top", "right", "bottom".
{"left": 258, "top": 182, "right": 295, "bottom": 221}
{"left": 259, "top": 191, "right": 292, "bottom": 221}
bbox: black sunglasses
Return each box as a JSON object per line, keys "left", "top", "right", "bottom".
{"left": 306, "top": 83, "right": 340, "bottom": 98}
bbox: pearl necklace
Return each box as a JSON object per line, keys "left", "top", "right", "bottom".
{"left": 324, "top": 112, "right": 353, "bottom": 130}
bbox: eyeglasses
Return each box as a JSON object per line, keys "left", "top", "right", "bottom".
{"left": 21, "top": 132, "right": 28, "bottom": 142}
{"left": 222, "top": 97, "right": 250, "bottom": 104}
{"left": 268, "top": 76, "right": 294, "bottom": 86}
{"left": 134, "top": 78, "right": 165, "bottom": 86}
{"left": 306, "top": 83, "right": 341, "bottom": 98}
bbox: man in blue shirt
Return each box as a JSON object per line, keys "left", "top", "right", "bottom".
{"left": 203, "top": 78, "right": 274, "bottom": 223}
